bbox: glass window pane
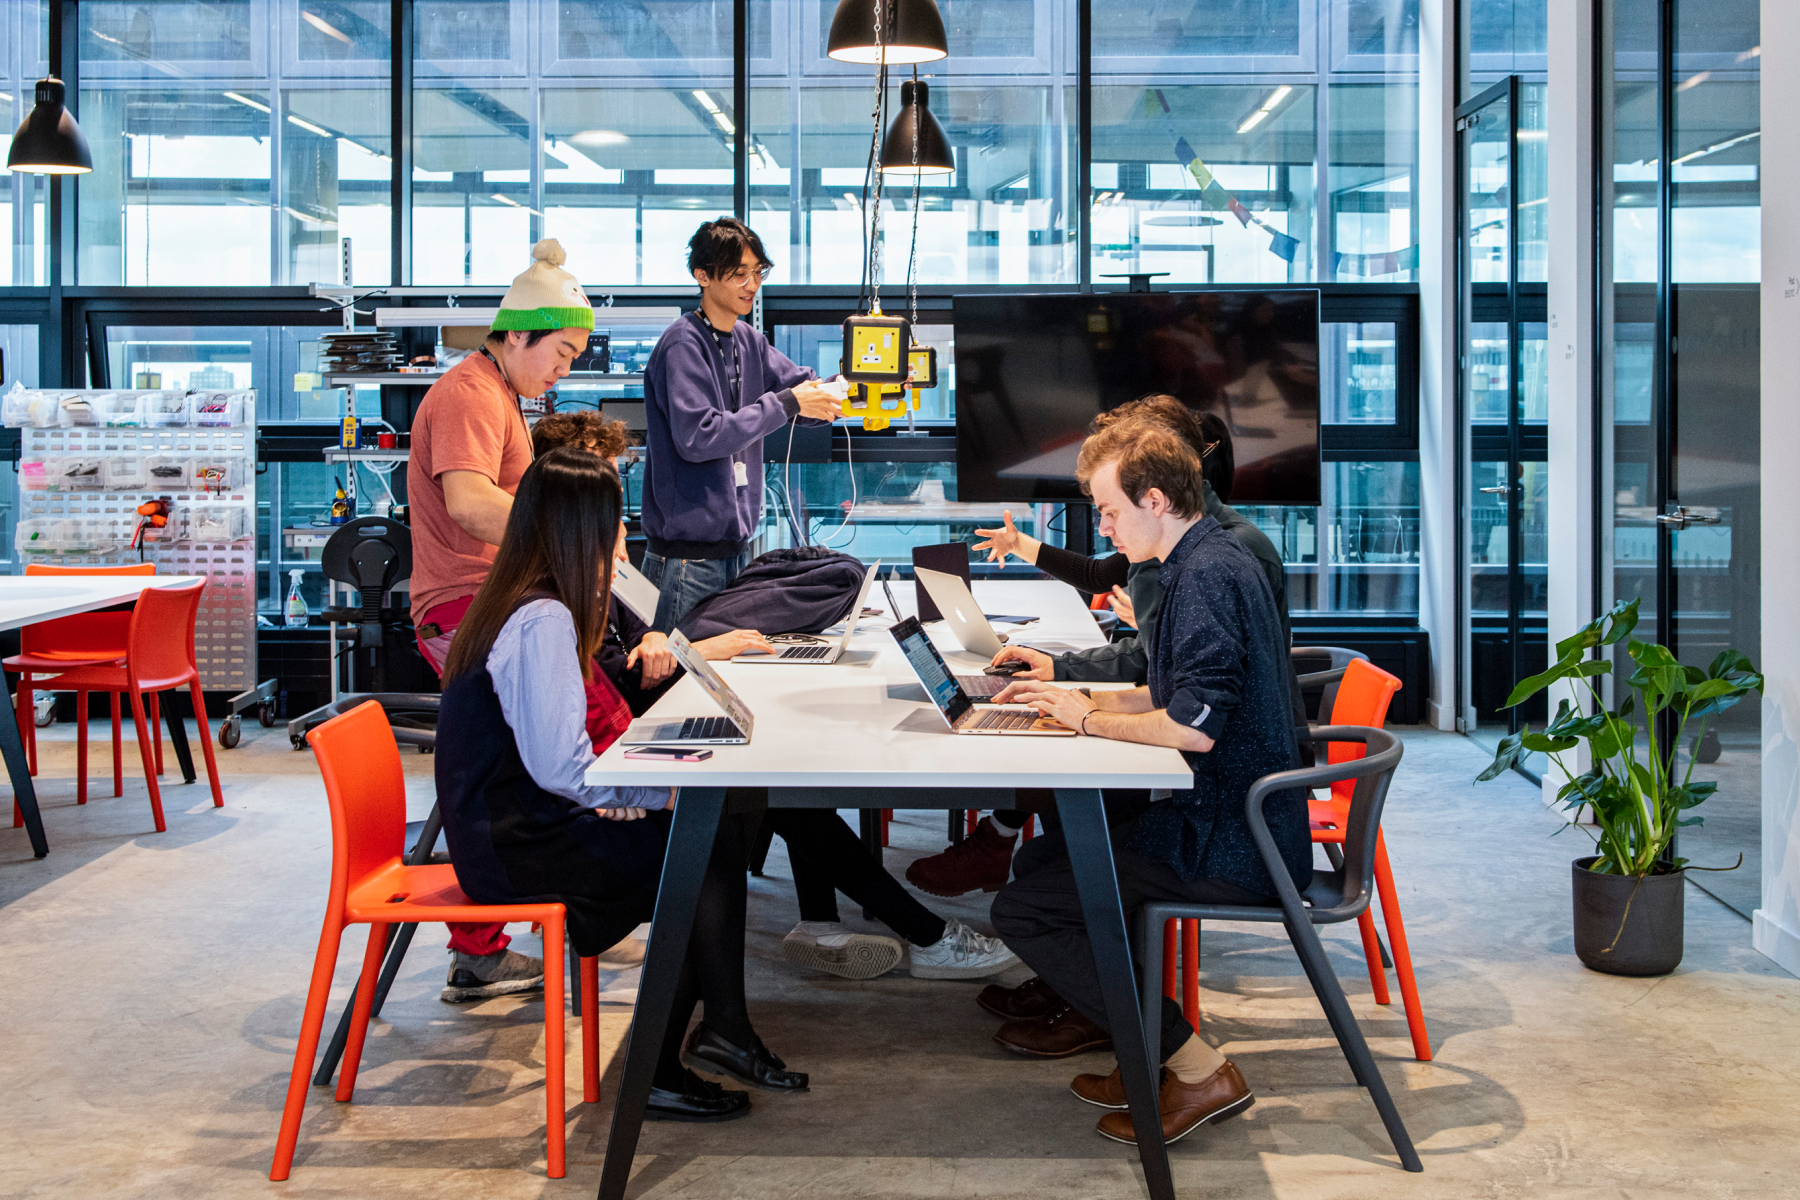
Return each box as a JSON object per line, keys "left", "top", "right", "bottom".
{"left": 412, "top": 87, "right": 533, "bottom": 284}
{"left": 1329, "top": 83, "right": 1417, "bottom": 281}
{"left": 78, "top": 2, "right": 391, "bottom": 286}
{"left": 1092, "top": 84, "right": 1316, "bottom": 284}
{"left": 1321, "top": 322, "right": 1398, "bottom": 423}
{"left": 1235, "top": 461, "right": 1419, "bottom": 615}
{"left": 0, "top": 6, "right": 51, "bottom": 285}
{"left": 1093, "top": 0, "right": 1302, "bottom": 59}
{"left": 556, "top": 0, "right": 750, "bottom": 61}
{"left": 1344, "top": 0, "right": 1419, "bottom": 58}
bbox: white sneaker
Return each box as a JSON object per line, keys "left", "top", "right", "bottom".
{"left": 909, "top": 917, "right": 1020, "bottom": 980}
{"left": 781, "top": 921, "right": 904, "bottom": 980}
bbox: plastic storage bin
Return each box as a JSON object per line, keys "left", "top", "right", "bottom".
{"left": 103, "top": 455, "right": 148, "bottom": 490}
{"left": 189, "top": 390, "right": 247, "bottom": 428}
{"left": 190, "top": 456, "right": 246, "bottom": 495}
{"left": 143, "top": 391, "right": 191, "bottom": 428}
{"left": 57, "top": 458, "right": 104, "bottom": 490}
{"left": 188, "top": 505, "right": 248, "bottom": 542}
{"left": 20, "top": 458, "right": 56, "bottom": 491}
{"left": 145, "top": 455, "right": 189, "bottom": 487}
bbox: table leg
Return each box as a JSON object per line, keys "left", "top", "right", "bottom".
{"left": 597, "top": 786, "right": 726, "bottom": 1200}
{"left": 163, "top": 689, "right": 197, "bottom": 784}
{"left": 1055, "top": 787, "right": 1173, "bottom": 1200}
{"left": 0, "top": 677, "right": 47, "bottom": 857}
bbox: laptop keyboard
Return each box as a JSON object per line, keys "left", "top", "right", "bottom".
{"left": 958, "top": 674, "right": 1008, "bottom": 698}
{"left": 779, "top": 643, "right": 834, "bottom": 660}
{"left": 968, "top": 708, "right": 1041, "bottom": 732}
{"left": 676, "top": 715, "right": 741, "bottom": 740}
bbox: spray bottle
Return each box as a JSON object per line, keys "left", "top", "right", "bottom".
{"left": 284, "top": 569, "right": 309, "bottom": 628}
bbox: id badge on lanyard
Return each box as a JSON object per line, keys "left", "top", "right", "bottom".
{"left": 733, "top": 459, "right": 749, "bottom": 488}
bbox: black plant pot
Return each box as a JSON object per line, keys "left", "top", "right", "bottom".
{"left": 1571, "top": 856, "right": 1685, "bottom": 976}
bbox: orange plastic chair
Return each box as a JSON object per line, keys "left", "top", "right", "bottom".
{"left": 1166, "top": 658, "right": 1430, "bottom": 1062}
{"left": 46, "top": 581, "right": 221, "bottom": 833}
{"left": 271, "top": 700, "right": 601, "bottom": 1181}
{"left": 5, "top": 563, "right": 158, "bottom": 798}
{"left": 1310, "top": 659, "right": 1429, "bottom": 1060}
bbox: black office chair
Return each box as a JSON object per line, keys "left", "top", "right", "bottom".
{"left": 286, "top": 517, "right": 438, "bottom": 750}
{"left": 1134, "top": 726, "right": 1422, "bottom": 1173}
{"left": 1291, "top": 645, "right": 1369, "bottom": 723}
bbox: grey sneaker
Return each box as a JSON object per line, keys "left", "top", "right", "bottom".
{"left": 781, "top": 921, "right": 904, "bottom": 980}
{"left": 440, "top": 948, "right": 546, "bottom": 1003}
{"left": 909, "top": 917, "right": 1020, "bottom": 980}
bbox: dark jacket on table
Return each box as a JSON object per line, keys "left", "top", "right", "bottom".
{"left": 676, "top": 547, "right": 867, "bottom": 640}
{"left": 641, "top": 311, "right": 820, "bottom": 559}
{"left": 1135, "top": 517, "right": 1310, "bottom": 896}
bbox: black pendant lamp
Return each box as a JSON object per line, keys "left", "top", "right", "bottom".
{"left": 7, "top": 77, "right": 92, "bottom": 175}
{"left": 828, "top": 0, "right": 947, "bottom": 64}
{"left": 880, "top": 80, "right": 954, "bottom": 175}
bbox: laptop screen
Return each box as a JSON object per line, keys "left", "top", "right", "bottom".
{"left": 666, "top": 629, "right": 755, "bottom": 735}
{"left": 889, "top": 616, "right": 972, "bottom": 727}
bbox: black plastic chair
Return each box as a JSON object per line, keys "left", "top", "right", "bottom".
{"left": 1134, "top": 725, "right": 1422, "bottom": 1173}
{"left": 1290, "top": 645, "right": 1369, "bottom": 722}
{"left": 286, "top": 518, "right": 438, "bottom": 750}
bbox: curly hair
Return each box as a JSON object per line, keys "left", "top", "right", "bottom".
{"left": 530, "top": 409, "right": 631, "bottom": 461}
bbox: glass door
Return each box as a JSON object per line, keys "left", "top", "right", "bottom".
{"left": 1458, "top": 77, "right": 1549, "bottom": 764}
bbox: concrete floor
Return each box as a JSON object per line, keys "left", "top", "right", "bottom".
{"left": 2, "top": 720, "right": 1796, "bottom": 1199}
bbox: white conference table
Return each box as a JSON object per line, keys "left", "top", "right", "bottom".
{"left": 0, "top": 575, "right": 204, "bottom": 858}
{"left": 586, "top": 579, "right": 1193, "bottom": 1200}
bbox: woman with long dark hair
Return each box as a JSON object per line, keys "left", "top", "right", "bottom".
{"left": 436, "top": 447, "right": 805, "bottom": 1122}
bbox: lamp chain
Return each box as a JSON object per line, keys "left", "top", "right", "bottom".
{"left": 908, "top": 64, "right": 921, "bottom": 329}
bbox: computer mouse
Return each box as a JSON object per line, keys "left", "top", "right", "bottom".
{"left": 984, "top": 659, "right": 1030, "bottom": 676}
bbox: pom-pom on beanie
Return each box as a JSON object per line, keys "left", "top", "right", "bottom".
{"left": 492, "top": 238, "right": 594, "bottom": 332}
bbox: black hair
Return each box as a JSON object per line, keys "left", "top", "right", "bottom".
{"left": 687, "top": 216, "right": 773, "bottom": 281}
{"left": 1194, "top": 411, "right": 1236, "bottom": 504}
{"left": 484, "top": 327, "right": 561, "bottom": 348}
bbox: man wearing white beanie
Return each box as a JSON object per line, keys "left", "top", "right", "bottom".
{"left": 406, "top": 237, "right": 592, "bottom": 1003}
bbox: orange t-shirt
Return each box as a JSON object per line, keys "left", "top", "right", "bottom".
{"left": 406, "top": 351, "right": 533, "bottom": 624}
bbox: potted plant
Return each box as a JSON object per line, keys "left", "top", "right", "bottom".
{"left": 1476, "top": 598, "right": 1762, "bottom": 976}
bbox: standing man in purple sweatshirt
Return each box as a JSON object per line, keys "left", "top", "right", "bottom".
{"left": 641, "top": 218, "right": 844, "bottom": 631}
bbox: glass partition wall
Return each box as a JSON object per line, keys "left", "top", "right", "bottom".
{"left": 1599, "top": 0, "right": 1761, "bottom": 915}
{"left": 16, "top": 0, "right": 1426, "bottom": 632}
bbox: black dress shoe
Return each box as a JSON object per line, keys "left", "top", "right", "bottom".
{"left": 684, "top": 1023, "right": 810, "bottom": 1092}
{"left": 646, "top": 1068, "right": 752, "bottom": 1122}
{"left": 976, "top": 975, "right": 1063, "bottom": 1020}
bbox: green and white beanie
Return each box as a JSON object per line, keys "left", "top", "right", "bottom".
{"left": 492, "top": 239, "right": 595, "bottom": 331}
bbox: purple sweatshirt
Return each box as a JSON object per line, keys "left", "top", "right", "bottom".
{"left": 642, "top": 311, "right": 819, "bottom": 557}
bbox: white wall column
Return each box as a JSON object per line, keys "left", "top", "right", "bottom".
{"left": 1544, "top": 0, "right": 1596, "bottom": 797}
{"left": 1417, "top": 0, "right": 1458, "bottom": 731}
{"left": 1755, "top": 0, "right": 1800, "bottom": 976}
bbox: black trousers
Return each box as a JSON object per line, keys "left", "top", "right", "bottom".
{"left": 998, "top": 788, "right": 1154, "bottom": 838}
{"left": 763, "top": 808, "right": 946, "bottom": 947}
{"left": 990, "top": 820, "right": 1270, "bottom": 1061}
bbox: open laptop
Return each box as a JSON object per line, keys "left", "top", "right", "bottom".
{"left": 889, "top": 616, "right": 1074, "bottom": 736}
{"left": 883, "top": 567, "right": 1012, "bottom": 698}
{"left": 621, "top": 629, "right": 754, "bottom": 745}
{"left": 914, "top": 566, "right": 1008, "bottom": 657}
{"left": 733, "top": 561, "right": 881, "bottom": 663}
{"left": 611, "top": 559, "right": 662, "bottom": 625}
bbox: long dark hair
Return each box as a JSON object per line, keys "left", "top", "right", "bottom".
{"left": 441, "top": 447, "right": 622, "bottom": 685}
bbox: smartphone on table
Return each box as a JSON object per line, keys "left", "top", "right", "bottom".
{"left": 623, "top": 746, "right": 714, "bottom": 762}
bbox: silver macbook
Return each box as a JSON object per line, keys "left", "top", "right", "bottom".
{"left": 914, "top": 566, "right": 1006, "bottom": 658}
{"left": 611, "top": 559, "right": 662, "bottom": 625}
{"left": 733, "top": 561, "right": 881, "bottom": 664}
{"left": 621, "top": 629, "right": 754, "bottom": 745}
{"left": 888, "top": 616, "right": 1074, "bottom": 736}
{"left": 883, "top": 568, "right": 1008, "bottom": 698}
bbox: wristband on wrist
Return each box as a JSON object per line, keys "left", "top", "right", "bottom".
{"left": 1079, "top": 709, "right": 1095, "bottom": 736}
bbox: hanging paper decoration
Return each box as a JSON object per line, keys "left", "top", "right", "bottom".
{"left": 1143, "top": 86, "right": 1421, "bottom": 277}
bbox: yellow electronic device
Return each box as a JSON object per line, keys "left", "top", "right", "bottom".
{"left": 907, "top": 344, "right": 937, "bottom": 389}
{"left": 842, "top": 381, "right": 914, "bottom": 431}
{"left": 842, "top": 312, "right": 911, "bottom": 385}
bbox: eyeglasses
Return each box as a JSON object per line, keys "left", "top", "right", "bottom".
{"left": 717, "top": 264, "right": 772, "bottom": 284}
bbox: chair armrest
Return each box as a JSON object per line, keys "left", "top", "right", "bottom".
{"left": 1241, "top": 726, "right": 1403, "bottom": 889}
{"left": 1296, "top": 666, "right": 1347, "bottom": 690}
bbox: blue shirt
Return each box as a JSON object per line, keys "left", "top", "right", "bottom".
{"left": 1135, "top": 516, "right": 1311, "bottom": 895}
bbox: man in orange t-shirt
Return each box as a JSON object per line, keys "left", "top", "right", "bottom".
{"left": 406, "top": 238, "right": 593, "bottom": 1002}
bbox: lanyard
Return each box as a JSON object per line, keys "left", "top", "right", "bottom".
{"left": 704, "top": 317, "right": 741, "bottom": 404}
{"left": 479, "top": 345, "right": 531, "bottom": 444}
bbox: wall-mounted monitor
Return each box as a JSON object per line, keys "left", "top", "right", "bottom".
{"left": 953, "top": 291, "right": 1321, "bottom": 506}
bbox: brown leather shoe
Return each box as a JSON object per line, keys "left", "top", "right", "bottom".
{"left": 1094, "top": 1061, "right": 1254, "bottom": 1145}
{"left": 977, "top": 975, "right": 1063, "bottom": 1020}
{"left": 1070, "top": 1064, "right": 1133, "bottom": 1109}
{"left": 905, "top": 817, "right": 1017, "bottom": 897}
{"left": 993, "top": 1002, "right": 1114, "bottom": 1058}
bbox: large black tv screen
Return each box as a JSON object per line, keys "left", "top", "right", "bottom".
{"left": 953, "top": 291, "right": 1321, "bottom": 506}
